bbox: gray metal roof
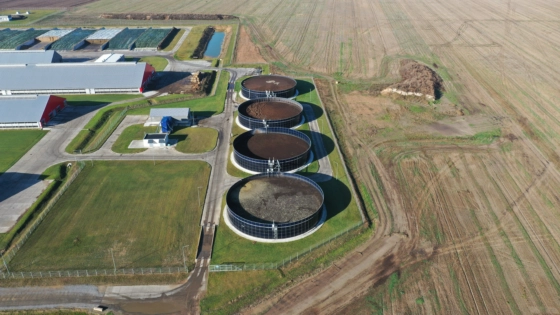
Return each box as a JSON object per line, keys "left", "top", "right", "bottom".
{"left": 149, "top": 108, "right": 190, "bottom": 118}
{"left": 86, "top": 28, "right": 123, "bottom": 40}
{"left": 0, "top": 50, "right": 60, "bottom": 65}
{"left": 0, "top": 95, "right": 51, "bottom": 122}
{"left": 0, "top": 62, "right": 148, "bottom": 90}
{"left": 38, "top": 29, "right": 74, "bottom": 38}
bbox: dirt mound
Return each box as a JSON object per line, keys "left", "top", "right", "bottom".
{"left": 381, "top": 60, "right": 443, "bottom": 101}
{"left": 191, "top": 27, "right": 215, "bottom": 59}
{"left": 100, "top": 13, "right": 237, "bottom": 21}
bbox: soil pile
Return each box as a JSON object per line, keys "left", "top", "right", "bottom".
{"left": 382, "top": 60, "right": 443, "bottom": 101}
{"left": 100, "top": 13, "right": 237, "bottom": 20}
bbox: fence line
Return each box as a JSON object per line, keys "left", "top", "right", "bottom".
{"left": 209, "top": 222, "right": 363, "bottom": 272}
{"left": 83, "top": 107, "right": 127, "bottom": 153}
{"left": 1, "top": 161, "right": 86, "bottom": 270}
{"left": 0, "top": 267, "right": 188, "bottom": 280}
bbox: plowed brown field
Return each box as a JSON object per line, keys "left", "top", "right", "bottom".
{"left": 67, "top": 0, "right": 560, "bottom": 313}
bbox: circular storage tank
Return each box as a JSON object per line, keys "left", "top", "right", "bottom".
{"left": 241, "top": 75, "right": 297, "bottom": 99}
{"left": 226, "top": 173, "right": 324, "bottom": 239}
{"left": 238, "top": 97, "right": 304, "bottom": 129}
{"left": 233, "top": 127, "right": 311, "bottom": 173}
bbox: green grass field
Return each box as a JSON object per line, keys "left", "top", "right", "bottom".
{"left": 59, "top": 94, "right": 140, "bottom": 107}
{"left": 174, "top": 25, "right": 206, "bottom": 60}
{"left": 161, "top": 28, "right": 185, "bottom": 51}
{"left": 0, "top": 130, "right": 47, "bottom": 174}
{"left": 9, "top": 161, "right": 211, "bottom": 271}
{"left": 172, "top": 127, "right": 218, "bottom": 153}
{"left": 112, "top": 124, "right": 218, "bottom": 154}
{"left": 0, "top": 10, "right": 59, "bottom": 26}
{"left": 111, "top": 124, "right": 158, "bottom": 154}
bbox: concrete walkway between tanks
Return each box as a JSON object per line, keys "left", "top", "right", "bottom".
{"left": 301, "top": 103, "right": 333, "bottom": 183}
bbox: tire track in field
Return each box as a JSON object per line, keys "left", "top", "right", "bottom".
{"left": 457, "top": 152, "right": 524, "bottom": 314}
{"left": 413, "top": 157, "right": 487, "bottom": 314}
{"left": 471, "top": 153, "right": 547, "bottom": 313}
{"left": 481, "top": 151, "right": 560, "bottom": 296}
{"left": 289, "top": 0, "right": 319, "bottom": 68}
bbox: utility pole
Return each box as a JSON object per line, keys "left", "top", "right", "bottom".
{"left": 198, "top": 186, "right": 202, "bottom": 209}
{"left": 110, "top": 249, "right": 116, "bottom": 273}
{"left": 182, "top": 245, "right": 189, "bottom": 272}
{"left": 2, "top": 256, "right": 9, "bottom": 273}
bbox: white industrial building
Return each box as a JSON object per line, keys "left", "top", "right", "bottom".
{"left": 145, "top": 108, "right": 192, "bottom": 127}
{"left": 0, "top": 15, "right": 11, "bottom": 22}
{"left": 0, "top": 62, "right": 155, "bottom": 95}
{"left": 142, "top": 133, "right": 169, "bottom": 147}
{"left": 0, "top": 50, "right": 62, "bottom": 64}
{"left": 95, "top": 53, "right": 124, "bottom": 63}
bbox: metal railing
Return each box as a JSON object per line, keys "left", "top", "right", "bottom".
{"left": 209, "top": 222, "right": 362, "bottom": 272}
{"left": 1, "top": 267, "right": 188, "bottom": 279}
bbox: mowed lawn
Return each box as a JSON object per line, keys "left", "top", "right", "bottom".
{"left": 9, "top": 161, "right": 211, "bottom": 271}
{"left": 112, "top": 124, "right": 218, "bottom": 154}
{"left": 0, "top": 130, "right": 47, "bottom": 173}
{"left": 139, "top": 56, "right": 168, "bottom": 71}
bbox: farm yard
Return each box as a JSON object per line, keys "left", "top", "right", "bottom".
{"left": 0, "top": 0, "right": 559, "bottom": 313}
{"left": 63, "top": 0, "right": 560, "bottom": 313}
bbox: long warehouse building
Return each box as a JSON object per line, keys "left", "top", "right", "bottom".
{"left": 0, "top": 95, "right": 66, "bottom": 129}
{"left": 0, "top": 62, "right": 155, "bottom": 95}
{"left": 0, "top": 50, "right": 62, "bottom": 64}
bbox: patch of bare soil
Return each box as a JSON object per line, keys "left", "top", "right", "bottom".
{"left": 235, "top": 26, "right": 266, "bottom": 64}
{"left": 100, "top": 13, "right": 237, "bottom": 20}
{"left": 381, "top": 59, "right": 443, "bottom": 101}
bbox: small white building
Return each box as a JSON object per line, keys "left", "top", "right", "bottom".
{"left": 94, "top": 53, "right": 125, "bottom": 63}
{"left": 145, "top": 108, "right": 192, "bottom": 127}
{"left": 0, "top": 15, "right": 12, "bottom": 22}
{"left": 143, "top": 133, "right": 168, "bottom": 147}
